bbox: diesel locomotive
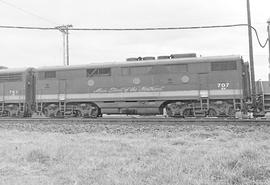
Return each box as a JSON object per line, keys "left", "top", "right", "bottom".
{"left": 0, "top": 54, "right": 254, "bottom": 118}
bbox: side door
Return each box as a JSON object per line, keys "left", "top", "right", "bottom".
{"left": 198, "top": 73, "right": 209, "bottom": 98}
{"left": 58, "top": 79, "right": 67, "bottom": 101}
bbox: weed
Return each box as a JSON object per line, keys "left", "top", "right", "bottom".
{"left": 226, "top": 158, "right": 242, "bottom": 170}
{"left": 172, "top": 140, "right": 187, "bottom": 146}
{"left": 240, "top": 148, "right": 257, "bottom": 158}
{"left": 242, "top": 165, "right": 270, "bottom": 181}
{"left": 26, "top": 149, "right": 50, "bottom": 164}
{"left": 190, "top": 132, "right": 214, "bottom": 139}
{"left": 53, "top": 175, "right": 76, "bottom": 185}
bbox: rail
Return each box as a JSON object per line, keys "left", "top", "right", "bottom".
{"left": 0, "top": 117, "right": 269, "bottom": 125}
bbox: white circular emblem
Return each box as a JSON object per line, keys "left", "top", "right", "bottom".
{"left": 133, "top": 78, "right": 141, "bottom": 85}
{"left": 88, "top": 79, "right": 95, "bottom": 86}
{"left": 181, "top": 75, "right": 190, "bottom": 83}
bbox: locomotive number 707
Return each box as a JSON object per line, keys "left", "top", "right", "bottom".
{"left": 217, "top": 82, "right": 230, "bottom": 90}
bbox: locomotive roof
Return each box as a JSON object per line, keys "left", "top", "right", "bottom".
{"left": 37, "top": 55, "right": 243, "bottom": 71}
{"left": 0, "top": 67, "right": 32, "bottom": 74}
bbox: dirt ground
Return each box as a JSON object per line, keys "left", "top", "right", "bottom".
{"left": 0, "top": 123, "right": 270, "bottom": 185}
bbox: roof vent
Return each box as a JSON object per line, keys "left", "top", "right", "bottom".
{"left": 137, "top": 57, "right": 143, "bottom": 61}
{"left": 170, "top": 53, "right": 197, "bottom": 59}
{"left": 157, "top": 56, "right": 171, "bottom": 60}
{"left": 126, "top": 57, "right": 147, "bottom": 61}
{"left": 142, "top": 56, "right": 155, "bottom": 60}
{"left": 126, "top": 58, "right": 138, "bottom": 62}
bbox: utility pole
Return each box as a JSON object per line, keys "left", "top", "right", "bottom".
{"left": 66, "top": 26, "right": 70, "bottom": 66}
{"left": 246, "top": 0, "right": 256, "bottom": 105}
{"left": 62, "top": 30, "right": 66, "bottom": 66}
{"left": 267, "top": 18, "right": 270, "bottom": 81}
{"left": 55, "top": 25, "right": 73, "bottom": 66}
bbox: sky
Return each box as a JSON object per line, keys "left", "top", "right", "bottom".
{"left": 0, "top": 0, "right": 269, "bottom": 80}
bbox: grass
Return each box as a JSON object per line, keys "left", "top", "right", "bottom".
{"left": 0, "top": 124, "right": 270, "bottom": 185}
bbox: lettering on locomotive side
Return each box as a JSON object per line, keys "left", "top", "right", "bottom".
{"left": 217, "top": 82, "right": 230, "bottom": 90}
{"left": 93, "top": 86, "right": 165, "bottom": 93}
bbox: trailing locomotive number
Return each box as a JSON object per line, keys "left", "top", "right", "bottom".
{"left": 218, "top": 82, "right": 230, "bottom": 90}
{"left": 9, "top": 90, "right": 19, "bottom": 96}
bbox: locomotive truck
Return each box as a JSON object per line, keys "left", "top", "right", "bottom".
{"left": 0, "top": 54, "right": 253, "bottom": 118}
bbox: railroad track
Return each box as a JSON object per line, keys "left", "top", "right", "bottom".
{"left": 0, "top": 117, "right": 269, "bottom": 135}
{"left": 0, "top": 117, "right": 269, "bottom": 125}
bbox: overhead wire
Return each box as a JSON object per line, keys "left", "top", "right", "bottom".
{"left": 70, "top": 23, "right": 269, "bottom": 48}
{"left": 0, "top": 23, "right": 268, "bottom": 48}
{"left": 250, "top": 25, "right": 268, "bottom": 48}
{"left": 0, "top": 0, "right": 268, "bottom": 48}
{"left": 0, "top": 25, "right": 55, "bottom": 30}
{"left": 0, "top": 0, "right": 59, "bottom": 25}
{"left": 71, "top": 23, "right": 249, "bottom": 31}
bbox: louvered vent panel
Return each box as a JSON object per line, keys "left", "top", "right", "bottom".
{"left": 0, "top": 73, "right": 23, "bottom": 82}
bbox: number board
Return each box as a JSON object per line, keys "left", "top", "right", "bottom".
{"left": 217, "top": 82, "right": 230, "bottom": 90}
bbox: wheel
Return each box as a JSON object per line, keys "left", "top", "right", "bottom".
{"left": 208, "top": 108, "right": 217, "bottom": 117}
{"left": 227, "top": 107, "right": 235, "bottom": 117}
{"left": 97, "top": 109, "right": 103, "bottom": 117}
{"left": 3, "top": 110, "right": 10, "bottom": 117}
{"left": 56, "top": 111, "right": 64, "bottom": 118}
{"left": 44, "top": 109, "right": 50, "bottom": 117}
{"left": 165, "top": 106, "right": 174, "bottom": 117}
{"left": 75, "top": 110, "right": 82, "bottom": 117}
{"left": 90, "top": 108, "right": 98, "bottom": 118}
{"left": 44, "top": 108, "right": 55, "bottom": 117}
{"left": 165, "top": 103, "right": 181, "bottom": 117}
{"left": 182, "top": 109, "right": 191, "bottom": 118}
